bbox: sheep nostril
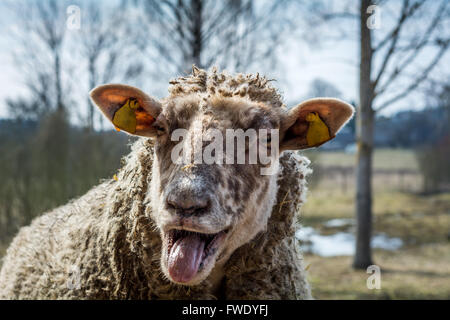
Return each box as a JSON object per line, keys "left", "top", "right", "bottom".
{"left": 166, "top": 197, "right": 210, "bottom": 216}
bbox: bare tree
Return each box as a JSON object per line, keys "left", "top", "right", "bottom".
{"left": 76, "top": 1, "right": 144, "bottom": 130}
{"left": 416, "top": 81, "right": 450, "bottom": 193}
{"left": 127, "top": 0, "right": 290, "bottom": 76}
{"left": 301, "top": 0, "right": 449, "bottom": 268}
{"left": 0, "top": 1, "right": 140, "bottom": 246}
{"left": 7, "top": 0, "right": 71, "bottom": 115}
{"left": 354, "top": 0, "right": 449, "bottom": 268}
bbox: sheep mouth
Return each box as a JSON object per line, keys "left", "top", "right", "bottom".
{"left": 165, "top": 229, "right": 228, "bottom": 284}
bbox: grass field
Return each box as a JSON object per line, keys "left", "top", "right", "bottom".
{"left": 300, "top": 148, "right": 450, "bottom": 299}
{"left": 304, "top": 243, "right": 450, "bottom": 299}
{"left": 305, "top": 148, "right": 419, "bottom": 170}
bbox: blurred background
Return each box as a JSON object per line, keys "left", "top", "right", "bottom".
{"left": 0, "top": 0, "right": 449, "bottom": 299}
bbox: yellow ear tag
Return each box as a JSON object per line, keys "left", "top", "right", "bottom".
{"left": 306, "top": 112, "right": 331, "bottom": 147}
{"left": 112, "top": 99, "right": 139, "bottom": 134}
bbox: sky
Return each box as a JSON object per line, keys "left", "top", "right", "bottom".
{"left": 0, "top": 0, "right": 448, "bottom": 121}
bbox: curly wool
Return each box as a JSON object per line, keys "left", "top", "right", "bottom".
{"left": 168, "top": 66, "right": 284, "bottom": 109}
{"left": 0, "top": 137, "right": 312, "bottom": 299}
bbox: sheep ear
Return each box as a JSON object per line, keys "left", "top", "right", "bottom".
{"left": 90, "top": 84, "right": 162, "bottom": 137}
{"left": 280, "top": 98, "right": 354, "bottom": 150}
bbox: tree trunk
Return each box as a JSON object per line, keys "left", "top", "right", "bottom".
{"left": 55, "top": 51, "right": 63, "bottom": 111}
{"left": 354, "top": 0, "right": 374, "bottom": 269}
{"left": 88, "top": 57, "right": 96, "bottom": 130}
{"left": 191, "top": 0, "right": 203, "bottom": 68}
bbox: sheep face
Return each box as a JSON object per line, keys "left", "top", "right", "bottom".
{"left": 149, "top": 94, "right": 282, "bottom": 285}
{"left": 90, "top": 69, "right": 354, "bottom": 286}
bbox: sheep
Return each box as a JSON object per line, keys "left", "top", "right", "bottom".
{"left": 0, "top": 67, "right": 353, "bottom": 299}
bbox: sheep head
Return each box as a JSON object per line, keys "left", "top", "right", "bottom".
{"left": 90, "top": 68, "right": 354, "bottom": 286}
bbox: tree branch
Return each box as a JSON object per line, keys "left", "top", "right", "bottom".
{"left": 372, "top": 0, "right": 418, "bottom": 89}
{"left": 375, "top": 0, "right": 448, "bottom": 96}
{"left": 375, "top": 41, "right": 449, "bottom": 111}
{"left": 373, "top": 0, "right": 424, "bottom": 52}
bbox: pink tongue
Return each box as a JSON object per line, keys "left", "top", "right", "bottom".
{"left": 168, "top": 233, "right": 205, "bottom": 283}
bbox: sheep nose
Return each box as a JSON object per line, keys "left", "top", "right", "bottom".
{"left": 166, "top": 193, "right": 210, "bottom": 216}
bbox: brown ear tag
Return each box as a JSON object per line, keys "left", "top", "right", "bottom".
{"left": 112, "top": 98, "right": 139, "bottom": 134}
{"left": 306, "top": 112, "right": 331, "bottom": 147}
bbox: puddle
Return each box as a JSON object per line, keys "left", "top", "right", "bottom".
{"left": 323, "top": 218, "right": 354, "bottom": 228}
{"left": 296, "top": 225, "right": 403, "bottom": 257}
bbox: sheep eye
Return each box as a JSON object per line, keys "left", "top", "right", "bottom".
{"left": 153, "top": 123, "right": 166, "bottom": 135}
